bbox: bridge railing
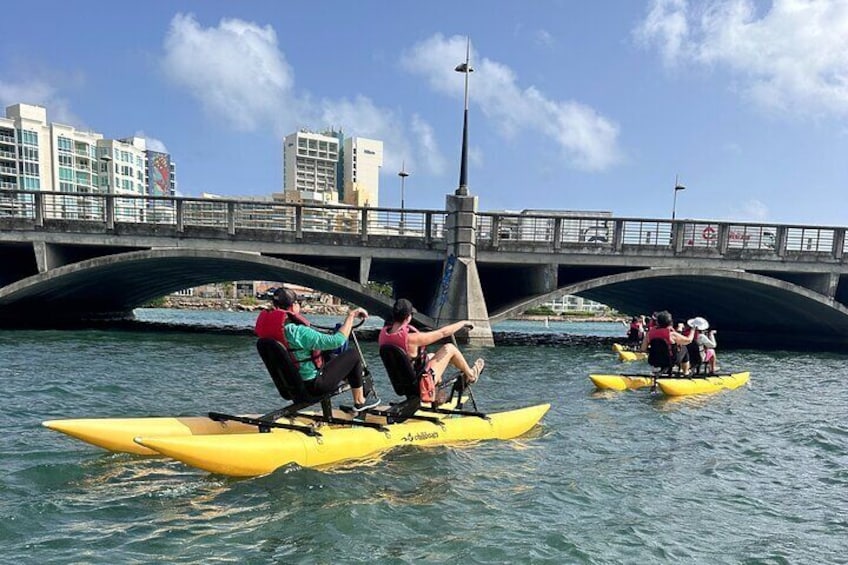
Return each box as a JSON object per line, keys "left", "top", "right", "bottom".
{"left": 0, "top": 189, "right": 447, "bottom": 242}
{"left": 477, "top": 210, "right": 847, "bottom": 261}
{"left": 1, "top": 189, "right": 845, "bottom": 260}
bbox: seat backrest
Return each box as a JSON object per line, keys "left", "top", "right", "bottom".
{"left": 686, "top": 341, "right": 702, "bottom": 367}
{"left": 647, "top": 337, "right": 673, "bottom": 370}
{"left": 256, "top": 338, "right": 310, "bottom": 401}
{"left": 379, "top": 344, "right": 419, "bottom": 398}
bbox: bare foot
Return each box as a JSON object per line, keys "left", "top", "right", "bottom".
{"left": 466, "top": 358, "right": 485, "bottom": 384}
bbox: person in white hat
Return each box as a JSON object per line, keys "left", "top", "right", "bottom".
{"left": 687, "top": 317, "right": 718, "bottom": 373}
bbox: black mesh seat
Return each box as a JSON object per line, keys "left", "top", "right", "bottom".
{"left": 686, "top": 341, "right": 705, "bottom": 374}
{"left": 256, "top": 338, "right": 345, "bottom": 415}
{"left": 379, "top": 344, "right": 420, "bottom": 399}
{"left": 377, "top": 344, "right": 424, "bottom": 422}
{"left": 647, "top": 337, "right": 674, "bottom": 376}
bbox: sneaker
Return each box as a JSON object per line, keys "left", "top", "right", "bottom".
{"left": 354, "top": 395, "right": 381, "bottom": 412}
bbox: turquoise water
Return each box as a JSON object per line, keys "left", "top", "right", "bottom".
{"left": 2, "top": 310, "right": 846, "bottom": 563}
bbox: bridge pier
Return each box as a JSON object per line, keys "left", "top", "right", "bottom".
{"left": 359, "top": 256, "right": 371, "bottom": 286}
{"left": 434, "top": 193, "right": 493, "bottom": 346}
{"left": 34, "top": 241, "right": 63, "bottom": 272}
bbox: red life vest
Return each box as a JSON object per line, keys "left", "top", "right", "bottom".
{"left": 379, "top": 323, "right": 428, "bottom": 372}
{"left": 255, "top": 308, "right": 324, "bottom": 371}
{"left": 647, "top": 326, "right": 672, "bottom": 346}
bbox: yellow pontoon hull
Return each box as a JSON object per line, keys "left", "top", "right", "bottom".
{"left": 612, "top": 343, "right": 647, "bottom": 362}
{"left": 42, "top": 415, "right": 255, "bottom": 455}
{"left": 657, "top": 372, "right": 750, "bottom": 396}
{"left": 135, "top": 403, "right": 551, "bottom": 477}
{"left": 589, "top": 372, "right": 750, "bottom": 396}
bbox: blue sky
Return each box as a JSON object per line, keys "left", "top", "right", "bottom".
{"left": 2, "top": 0, "right": 847, "bottom": 224}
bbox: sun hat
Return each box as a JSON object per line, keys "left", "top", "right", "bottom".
{"left": 687, "top": 317, "right": 710, "bottom": 331}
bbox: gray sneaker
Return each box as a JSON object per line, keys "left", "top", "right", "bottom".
{"left": 354, "top": 396, "right": 380, "bottom": 412}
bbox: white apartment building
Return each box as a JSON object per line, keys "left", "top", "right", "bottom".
{"left": 280, "top": 129, "right": 383, "bottom": 207}
{"left": 545, "top": 295, "right": 610, "bottom": 314}
{"left": 282, "top": 129, "right": 341, "bottom": 205}
{"left": 1, "top": 103, "right": 104, "bottom": 219}
{"left": 342, "top": 136, "right": 383, "bottom": 207}
{"left": 98, "top": 137, "right": 147, "bottom": 222}
{"left": 101, "top": 137, "right": 178, "bottom": 223}
{"left": 0, "top": 103, "right": 177, "bottom": 223}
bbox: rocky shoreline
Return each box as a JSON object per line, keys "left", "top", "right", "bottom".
{"left": 114, "top": 319, "right": 622, "bottom": 348}
{"left": 157, "top": 296, "right": 625, "bottom": 323}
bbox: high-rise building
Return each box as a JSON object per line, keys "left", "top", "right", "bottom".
{"left": 281, "top": 129, "right": 341, "bottom": 205}
{"left": 1, "top": 103, "right": 104, "bottom": 218}
{"left": 280, "top": 129, "right": 383, "bottom": 207}
{"left": 115, "top": 136, "right": 178, "bottom": 222}
{"left": 0, "top": 103, "right": 177, "bottom": 223}
{"left": 98, "top": 137, "right": 147, "bottom": 222}
{"left": 117, "top": 137, "right": 177, "bottom": 199}
{"left": 342, "top": 136, "right": 383, "bottom": 207}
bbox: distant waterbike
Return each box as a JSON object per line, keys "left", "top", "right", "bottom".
{"left": 612, "top": 342, "right": 648, "bottom": 362}
{"left": 589, "top": 371, "right": 750, "bottom": 396}
{"left": 594, "top": 322, "right": 750, "bottom": 396}
{"left": 44, "top": 334, "right": 549, "bottom": 477}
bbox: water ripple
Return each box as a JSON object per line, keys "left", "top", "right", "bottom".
{"left": 2, "top": 320, "right": 847, "bottom": 563}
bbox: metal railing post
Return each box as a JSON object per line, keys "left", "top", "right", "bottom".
{"left": 613, "top": 219, "right": 624, "bottom": 251}
{"left": 295, "top": 206, "right": 303, "bottom": 240}
{"left": 176, "top": 199, "right": 184, "bottom": 232}
{"left": 717, "top": 223, "right": 729, "bottom": 254}
{"left": 227, "top": 201, "right": 236, "bottom": 235}
{"left": 34, "top": 191, "right": 44, "bottom": 226}
{"left": 360, "top": 208, "right": 369, "bottom": 242}
{"left": 105, "top": 194, "right": 115, "bottom": 230}
{"left": 491, "top": 215, "right": 500, "bottom": 247}
{"left": 553, "top": 217, "right": 563, "bottom": 251}
{"left": 673, "top": 221, "right": 685, "bottom": 253}
{"left": 425, "top": 212, "right": 433, "bottom": 245}
{"left": 833, "top": 228, "right": 845, "bottom": 260}
{"left": 775, "top": 226, "right": 788, "bottom": 257}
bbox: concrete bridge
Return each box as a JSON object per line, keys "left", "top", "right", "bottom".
{"left": 1, "top": 188, "right": 847, "bottom": 349}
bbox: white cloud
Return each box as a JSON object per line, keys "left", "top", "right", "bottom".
{"left": 410, "top": 114, "right": 448, "bottom": 176}
{"left": 160, "top": 13, "right": 446, "bottom": 176}
{"left": 534, "top": 30, "right": 556, "bottom": 49}
{"left": 729, "top": 198, "right": 769, "bottom": 221}
{"left": 0, "top": 79, "right": 83, "bottom": 127}
{"left": 134, "top": 131, "right": 169, "bottom": 153}
{"left": 635, "top": 0, "right": 848, "bottom": 117}
{"left": 400, "top": 34, "right": 622, "bottom": 171}
{"left": 162, "top": 13, "right": 298, "bottom": 132}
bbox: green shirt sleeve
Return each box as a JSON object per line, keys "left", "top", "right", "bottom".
{"left": 284, "top": 324, "right": 348, "bottom": 381}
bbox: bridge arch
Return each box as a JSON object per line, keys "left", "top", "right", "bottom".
{"left": 0, "top": 248, "right": 436, "bottom": 328}
{"left": 490, "top": 268, "right": 848, "bottom": 348}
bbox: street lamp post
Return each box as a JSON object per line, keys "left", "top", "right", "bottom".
{"left": 455, "top": 37, "right": 474, "bottom": 196}
{"left": 398, "top": 161, "right": 409, "bottom": 233}
{"left": 672, "top": 175, "right": 686, "bottom": 222}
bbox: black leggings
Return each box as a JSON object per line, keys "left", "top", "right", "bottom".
{"left": 306, "top": 349, "right": 364, "bottom": 395}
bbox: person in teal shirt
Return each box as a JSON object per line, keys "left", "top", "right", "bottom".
{"left": 275, "top": 288, "right": 380, "bottom": 412}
